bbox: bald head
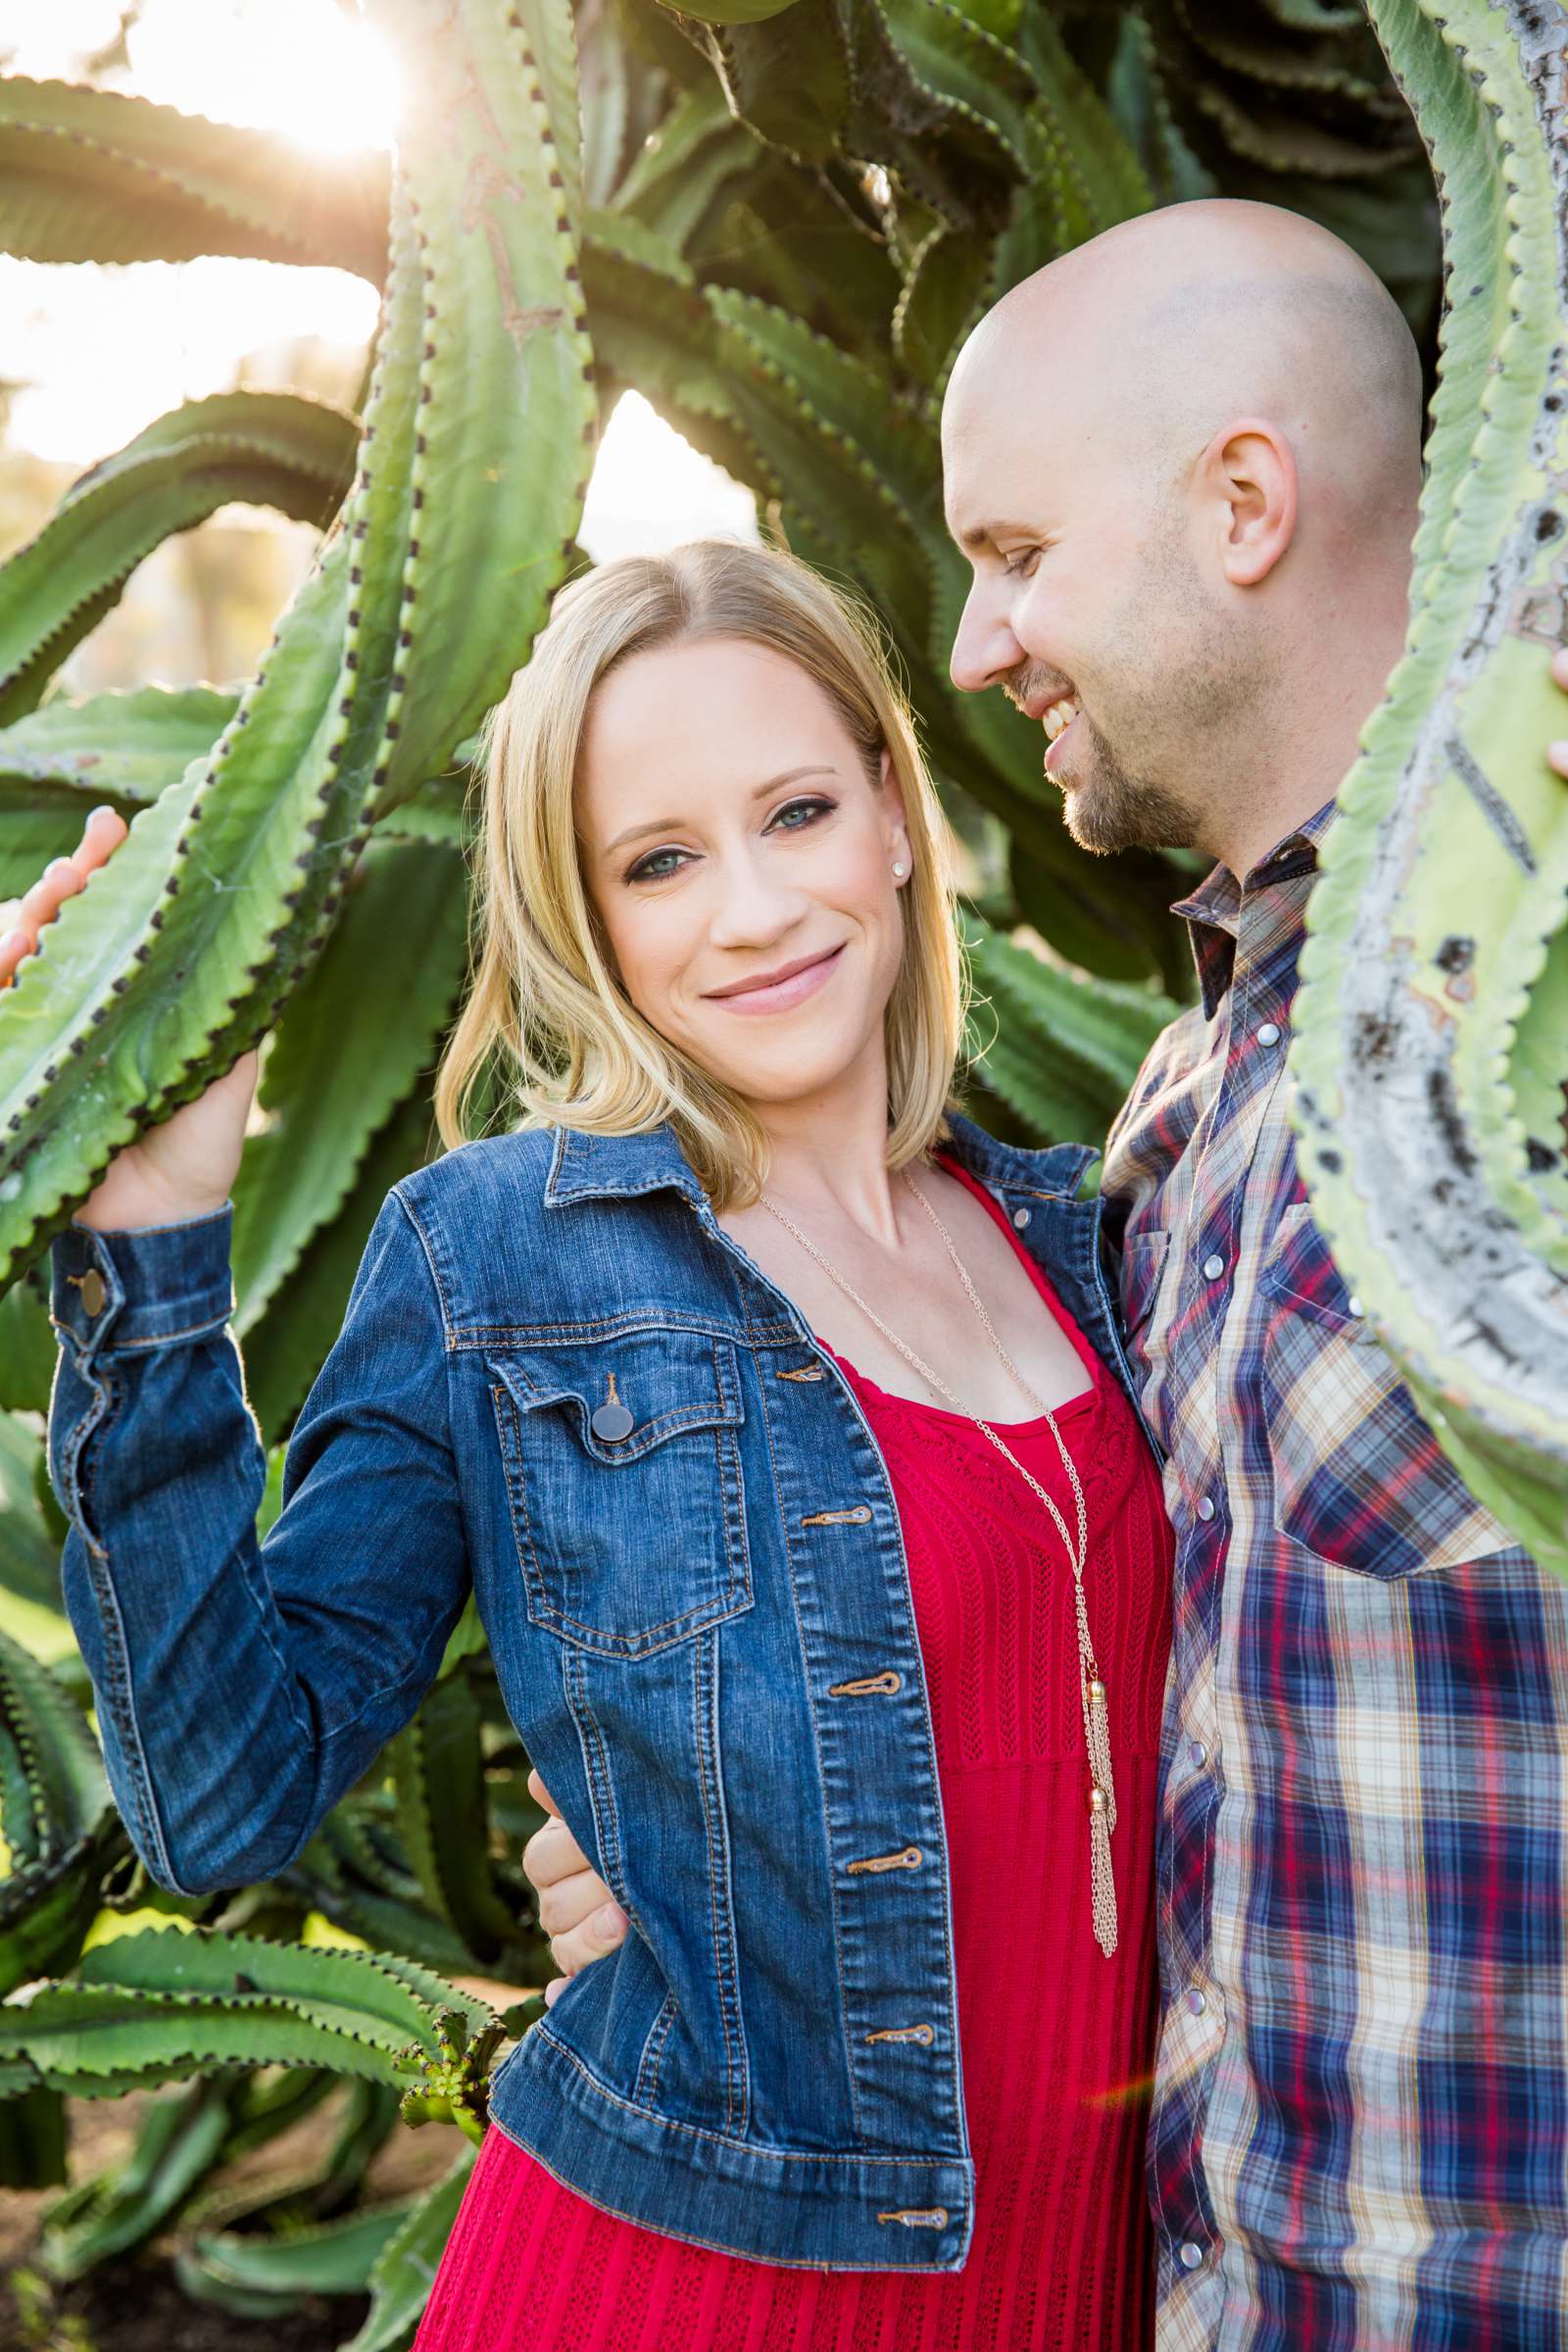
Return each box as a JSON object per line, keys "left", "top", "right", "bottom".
{"left": 942, "top": 199, "right": 1425, "bottom": 877}
{"left": 948, "top": 197, "right": 1423, "bottom": 526}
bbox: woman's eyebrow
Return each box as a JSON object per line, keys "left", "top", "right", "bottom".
{"left": 602, "top": 765, "right": 840, "bottom": 857}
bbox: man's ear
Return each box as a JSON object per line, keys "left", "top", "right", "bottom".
{"left": 1202, "top": 415, "right": 1298, "bottom": 588}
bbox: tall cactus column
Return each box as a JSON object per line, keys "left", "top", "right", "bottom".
{"left": 0, "top": 0, "right": 597, "bottom": 1284}
{"left": 1292, "top": 0, "right": 1568, "bottom": 1571}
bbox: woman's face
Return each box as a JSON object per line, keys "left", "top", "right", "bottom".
{"left": 576, "top": 635, "right": 911, "bottom": 1111}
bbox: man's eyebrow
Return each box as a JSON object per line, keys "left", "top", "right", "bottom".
{"left": 602, "top": 765, "right": 840, "bottom": 857}
{"left": 952, "top": 518, "right": 1036, "bottom": 554}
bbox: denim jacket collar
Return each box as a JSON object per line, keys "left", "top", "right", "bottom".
{"left": 543, "top": 1109, "right": 1099, "bottom": 1215}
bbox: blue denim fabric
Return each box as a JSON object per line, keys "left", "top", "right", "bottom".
{"left": 46, "top": 1109, "right": 1157, "bottom": 2271}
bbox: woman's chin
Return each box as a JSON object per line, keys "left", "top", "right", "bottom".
{"left": 704, "top": 1035, "right": 879, "bottom": 1111}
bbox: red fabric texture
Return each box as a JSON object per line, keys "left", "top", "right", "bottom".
{"left": 416, "top": 1158, "right": 1173, "bottom": 2350}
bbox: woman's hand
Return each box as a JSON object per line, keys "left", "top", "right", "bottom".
{"left": 523, "top": 1767, "right": 627, "bottom": 2005}
{"left": 1, "top": 807, "right": 259, "bottom": 1233}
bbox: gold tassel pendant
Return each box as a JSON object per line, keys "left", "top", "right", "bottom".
{"left": 1087, "top": 1676, "right": 1118, "bottom": 1958}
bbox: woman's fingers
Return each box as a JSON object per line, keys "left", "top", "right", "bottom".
{"left": 547, "top": 1900, "right": 630, "bottom": 1988}
{"left": 2, "top": 808, "right": 128, "bottom": 985}
{"left": 520, "top": 1792, "right": 627, "bottom": 1988}
{"left": 71, "top": 804, "right": 129, "bottom": 872}
{"left": 526, "top": 1765, "right": 563, "bottom": 1820}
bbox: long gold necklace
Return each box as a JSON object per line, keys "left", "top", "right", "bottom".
{"left": 760, "top": 1166, "right": 1118, "bottom": 1958}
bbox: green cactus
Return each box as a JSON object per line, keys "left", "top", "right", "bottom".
{"left": 342, "top": 2141, "right": 478, "bottom": 2352}
{"left": 0, "top": 1626, "right": 123, "bottom": 2001}
{"left": 1291, "top": 0, "right": 1568, "bottom": 1573}
{"left": 0, "top": 0, "right": 1558, "bottom": 2327}
{"left": 0, "top": 0, "right": 596, "bottom": 1287}
{"left": 2, "top": 1925, "right": 508, "bottom": 2132}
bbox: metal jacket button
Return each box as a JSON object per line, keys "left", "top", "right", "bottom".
{"left": 77, "top": 1268, "right": 106, "bottom": 1317}
{"left": 591, "top": 1373, "right": 634, "bottom": 1443}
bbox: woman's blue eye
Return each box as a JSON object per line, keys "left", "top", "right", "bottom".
{"left": 626, "top": 846, "right": 690, "bottom": 884}
{"left": 623, "top": 796, "right": 834, "bottom": 885}
{"left": 769, "top": 795, "right": 835, "bottom": 831}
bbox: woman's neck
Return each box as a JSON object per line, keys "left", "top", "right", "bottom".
{"left": 741, "top": 1059, "right": 907, "bottom": 1246}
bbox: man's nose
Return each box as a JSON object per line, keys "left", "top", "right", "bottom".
{"left": 949, "top": 583, "right": 1025, "bottom": 697}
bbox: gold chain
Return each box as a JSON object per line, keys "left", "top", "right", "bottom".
{"left": 759, "top": 1166, "right": 1118, "bottom": 1958}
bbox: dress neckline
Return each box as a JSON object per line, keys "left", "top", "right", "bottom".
{"left": 812, "top": 1149, "right": 1102, "bottom": 1431}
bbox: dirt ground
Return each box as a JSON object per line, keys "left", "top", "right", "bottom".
{"left": 0, "top": 2090, "right": 461, "bottom": 2352}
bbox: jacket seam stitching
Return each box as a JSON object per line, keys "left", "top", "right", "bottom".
{"left": 76, "top": 1304, "right": 232, "bottom": 1353}
{"left": 693, "top": 1622, "right": 749, "bottom": 2134}
{"left": 633, "top": 1990, "right": 678, "bottom": 2107}
{"left": 752, "top": 1363, "right": 867, "bottom": 2148}
{"left": 70, "top": 1358, "right": 195, "bottom": 1895}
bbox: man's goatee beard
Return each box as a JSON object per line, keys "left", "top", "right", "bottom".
{"left": 1058, "top": 724, "right": 1200, "bottom": 857}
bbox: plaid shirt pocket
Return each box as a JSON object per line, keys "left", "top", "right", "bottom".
{"left": 1258, "top": 1203, "right": 1516, "bottom": 1579}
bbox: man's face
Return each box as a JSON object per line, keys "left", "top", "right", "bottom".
{"left": 942, "top": 361, "right": 1252, "bottom": 858}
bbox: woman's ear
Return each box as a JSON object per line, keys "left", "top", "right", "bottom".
{"left": 878, "top": 745, "right": 909, "bottom": 867}
{"left": 883, "top": 753, "right": 906, "bottom": 837}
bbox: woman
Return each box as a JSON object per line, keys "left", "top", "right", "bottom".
{"left": 25, "top": 540, "right": 1172, "bottom": 2349}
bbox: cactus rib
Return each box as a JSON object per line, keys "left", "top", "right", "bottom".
{"left": 1292, "top": 0, "right": 1568, "bottom": 1570}
{"left": 0, "top": 0, "right": 599, "bottom": 1288}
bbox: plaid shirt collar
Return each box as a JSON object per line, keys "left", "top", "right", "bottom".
{"left": 1170, "top": 799, "right": 1339, "bottom": 1018}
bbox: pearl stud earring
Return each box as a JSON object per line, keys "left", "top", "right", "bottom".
{"left": 892, "top": 859, "right": 907, "bottom": 878}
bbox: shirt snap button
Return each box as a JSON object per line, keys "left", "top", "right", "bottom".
{"left": 1196, "top": 1496, "right": 1216, "bottom": 1523}
{"left": 1255, "top": 1021, "right": 1282, "bottom": 1047}
{"left": 1202, "top": 1254, "right": 1226, "bottom": 1282}
{"left": 1186, "top": 1986, "right": 1206, "bottom": 2017}
{"left": 1179, "top": 2240, "right": 1205, "bottom": 2272}
{"left": 1012, "top": 1207, "right": 1030, "bottom": 1228}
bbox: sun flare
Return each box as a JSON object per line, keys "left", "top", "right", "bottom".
{"left": 126, "top": 0, "right": 401, "bottom": 154}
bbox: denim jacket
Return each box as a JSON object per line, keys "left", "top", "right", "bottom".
{"left": 46, "top": 1109, "right": 1157, "bottom": 2272}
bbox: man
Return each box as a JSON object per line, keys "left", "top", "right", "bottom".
{"left": 523, "top": 200, "right": 1568, "bottom": 2346}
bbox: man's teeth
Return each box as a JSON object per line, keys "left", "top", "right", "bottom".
{"left": 1042, "top": 696, "right": 1080, "bottom": 743}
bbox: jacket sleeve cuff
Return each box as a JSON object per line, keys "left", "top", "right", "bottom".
{"left": 49, "top": 1204, "right": 236, "bottom": 1359}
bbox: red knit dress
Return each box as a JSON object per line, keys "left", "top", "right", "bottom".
{"left": 416, "top": 1158, "right": 1173, "bottom": 2352}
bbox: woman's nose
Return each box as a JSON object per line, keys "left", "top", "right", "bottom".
{"left": 705, "top": 855, "right": 807, "bottom": 949}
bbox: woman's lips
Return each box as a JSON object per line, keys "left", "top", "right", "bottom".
{"left": 705, "top": 944, "right": 845, "bottom": 1014}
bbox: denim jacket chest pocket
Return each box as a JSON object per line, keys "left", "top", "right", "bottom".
{"left": 486, "top": 1328, "right": 754, "bottom": 1657}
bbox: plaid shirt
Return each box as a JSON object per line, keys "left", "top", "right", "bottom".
{"left": 1100, "top": 804, "right": 1568, "bottom": 2351}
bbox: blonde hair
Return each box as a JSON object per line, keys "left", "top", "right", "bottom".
{"left": 432, "top": 538, "right": 968, "bottom": 1209}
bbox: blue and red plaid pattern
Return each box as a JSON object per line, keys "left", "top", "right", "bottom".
{"left": 1102, "top": 804, "right": 1568, "bottom": 2350}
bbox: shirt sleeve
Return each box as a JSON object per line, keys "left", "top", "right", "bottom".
{"left": 46, "top": 1184, "right": 471, "bottom": 1897}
